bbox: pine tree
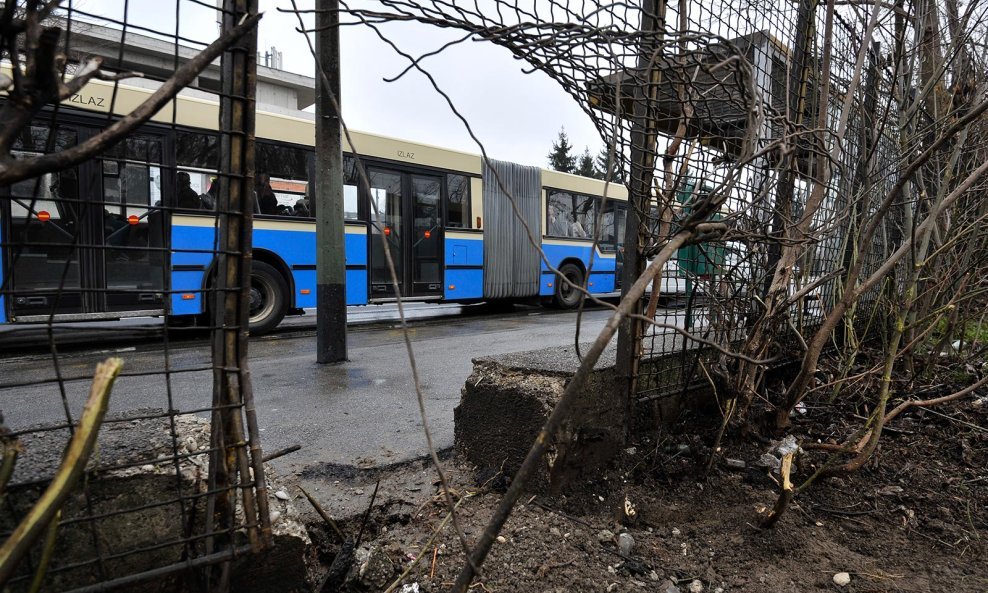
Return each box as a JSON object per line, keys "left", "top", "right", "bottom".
{"left": 546, "top": 127, "right": 576, "bottom": 173}
{"left": 594, "top": 146, "right": 625, "bottom": 183}
{"left": 576, "top": 147, "right": 597, "bottom": 178}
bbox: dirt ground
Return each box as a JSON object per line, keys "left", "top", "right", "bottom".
{"left": 304, "top": 393, "right": 988, "bottom": 593}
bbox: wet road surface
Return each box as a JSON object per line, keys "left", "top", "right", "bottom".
{"left": 0, "top": 304, "right": 615, "bottom": 475}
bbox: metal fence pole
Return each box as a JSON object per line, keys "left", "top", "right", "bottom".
{"left": 209, "top": 0, "right": 266, "bottom": 586}
{"left": 316, "top": 0, "right": 348, "bottom": 363}
{"left": 616, "top": 0, "right": 663, "bottom": 431}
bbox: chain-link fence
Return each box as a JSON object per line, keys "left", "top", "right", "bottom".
{"left": 0, "top": 1, "right": 270, "bottom": 591}
{"left": 622, "top": 0, "right": 906, "bottom": 402}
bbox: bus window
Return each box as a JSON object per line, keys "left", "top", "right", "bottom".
{"left": 599, "top": 201, "right": 627, "bottom": 251}
{"left": 256, "top": 142, "right": 309, "bottom": 217}
{"left": 342, "top": 155, "right": 359, "bottom": 220}
{"left": 547, "top": 189, "right": 595, "bottom": 239}
{"left": 175, "top": 131, "right": 219, "bottom": 211}
{"left": 445, "top": 174, "right": 470, "bottom": 228}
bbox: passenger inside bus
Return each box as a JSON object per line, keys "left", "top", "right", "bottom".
{"left": 175, "top": 172, "right": 201, "bottom": 210}
{"left": 199, "top": 177, "right": 218, "bottom": 210}
{"left": 256, "top": 173, "right": 278, "bottom": 215}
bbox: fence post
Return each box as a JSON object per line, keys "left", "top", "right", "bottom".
{"left": 616, "top": 0, "right": 663, "bottom": 432}
{"left": 209, "top": 0, "right": 267, "bottom": 586}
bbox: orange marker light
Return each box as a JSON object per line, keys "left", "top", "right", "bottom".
{"left": 127, "top": 214, "right": 139, "bottom": 225}
{"left": 547, "top": 282, "right": 553, "bottom": 288}
{"left": 424, "top": 230, "right": 431, "bottom": 239}
{"left": 37, "top": 210, "right": 51, "bottom": 222}
{"left": 448, "top": 284, "right": 455, "bottom": 290}
{"left": 181, "top": 294, "right": 196, "bottom": 300}
{"left": 384, "top": 227, "right": 391, "bottom": 236}
{"left": 300, "top": 289, "right": 311, "bottom": 295}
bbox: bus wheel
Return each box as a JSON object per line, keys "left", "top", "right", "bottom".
{"left": 552, "top": 263, "right": 584, "bottom": 309}
{"left": 248, "top": 261, "right": 288, "bottom": 335}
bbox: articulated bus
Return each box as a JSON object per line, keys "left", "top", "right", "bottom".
{"left": 0, "top": 77, "right": 629, "bottom": 334}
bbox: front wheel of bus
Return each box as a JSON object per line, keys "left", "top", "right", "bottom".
{"left": 552, "top": 263, "right": 584, "bottom": 309}
{"left": 248, "top": 261, "right": 288, "bottom": 335}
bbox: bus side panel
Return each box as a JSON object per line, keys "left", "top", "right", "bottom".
{"left": 171, "top": 270, "right": 207, "bottom": 315}
{"left": 171, "top": 224, "right": 217, "bottom": 316}
{"left": 539, "top": 242, "right": 617, "bottom": 296}
{"left": 444, "top": 235, "right": 483, "bottom": 300}
{"left": 344, "top": 231, "right": 368, "bottom": 306}
{"left": 253, "top": 226, "right": 312, "bottom": 310}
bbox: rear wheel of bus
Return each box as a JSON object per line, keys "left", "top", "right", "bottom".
{"left": 552, "top": 262, "right": 584, "bottom": 309}
{"left": 248, "top": 261, "right": 288, "bottom": 335}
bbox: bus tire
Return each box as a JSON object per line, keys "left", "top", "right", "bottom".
{"left": 552, "top": 262, "right": 584, "bottom": 309}
{"left": 248, "top": 261, "right": 288, "bottom": 335}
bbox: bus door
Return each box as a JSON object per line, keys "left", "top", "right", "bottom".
{"left": 97, "top": 133, "right": 168, "bottom": 314}
{"left": 367, "top": 167, "right": 444, "bottom": 299}
{"left": 2, "top": 125, "right": 167, "bottom": 321}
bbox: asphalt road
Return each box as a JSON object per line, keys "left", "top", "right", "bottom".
{"left": 0, "top": 304, "right": 614, "bottom": 476}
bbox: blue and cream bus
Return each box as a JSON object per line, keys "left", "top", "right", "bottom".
{"left": 1, "top": 77, "right": 629, "bottom": 334}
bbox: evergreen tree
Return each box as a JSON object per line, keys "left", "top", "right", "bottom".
{"left": 546, "top": 127, "right": 576, "bottom": 173}
{"left": 594, "top": 146, "right": 625, "bottom": 183}
{"left": 576, "top": 147, "right": 597, "bottom": 178}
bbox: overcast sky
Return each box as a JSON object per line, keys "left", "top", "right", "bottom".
{"left": 77, "top": 0, "right": 608, "bottom": 168}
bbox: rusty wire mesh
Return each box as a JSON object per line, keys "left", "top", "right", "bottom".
{"left": 0, "top": 1, "right": 270, "bottom": 591}
{"left": 333, "top": 0, "right": 906, "bottom": 402}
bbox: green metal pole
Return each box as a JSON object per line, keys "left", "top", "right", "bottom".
{"left": 315, "top": 0, "right": 347, "bottom": 363}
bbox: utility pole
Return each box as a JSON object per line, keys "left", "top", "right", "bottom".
{"left": 316, "top": 0, "right": 347, "bottom": 363}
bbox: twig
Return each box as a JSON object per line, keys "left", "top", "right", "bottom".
{"left": 530, "top": 500, "right": 593, "bottom": 528}
{"left": 27, "top": 509, "right": 60, "bottom": 593}
{"left": 299, "top": 485, "right": 346, "bottom": 541}
{"left": 261, "top": 444, "right": 302, "bottom": 463}
{"left": 355, "top": 480, "right": 380, "bottom": 548}
{"left": 760, "top": 451, "right": 795, "bottom": 528}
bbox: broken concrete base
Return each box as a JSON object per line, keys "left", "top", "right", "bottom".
{"left": 454, "top": 344, "right": 627, "bottom": 493}
{"left": 3, "top": 412, "right": 312, "bottom": 593}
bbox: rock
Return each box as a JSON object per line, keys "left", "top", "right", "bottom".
{"left": 269, "top": 510, "right": 281, "bottom": 524}
{"left": 496, "top": 535, "right": 507, "bottom": 544}
{"left": 756, "top": 453, "right": 781, "bottom": 470}
{"left": 358, "top": 545, "right": 395, "bottom": 589}
{"left": 625, "top": 447, "right": 637, "bottom": 455}
{"left": 714, "top": 589, "right": 724, "bottom": 593}
{"left": 661, "top": 580, "right": 681, "bottom": 593}
{"left": 876, "top": 485, "right": 903, "bottom": 497}
{"left": 775, "top": 435, "right": 799, "bottom": 456}
{"left": 833, "top": 572, "right": 851, "bottom": 587}
{"left": 607, "top": 565, "right": 618, "bottom": 574}
{"left": 597, "top": 529, "right": 615, "bottom": 544}
{"left": 617, "top": 532, "right": 635, "bottom": 556}
{"left": 724, "top": 458, "right": 746, "bottom": 470}
{"left": 550, "top": 527, "right": 562, "bottom": 537}
{"left": 689, "top": 579, "right": 704, "bottom": 593}
{"left": 649, "top": 570, "right": 660, "bottom": 582}
{"left": 400, "top": 584, "right": 420, "bottom": 593}
{"left": 274, "top": 490, "right": 290, "bottom": 501}
{"left": 140, "top": 464, "right": 155, "bottom": 472}
{"left": 671, "top": 527, "right": 681, "bottom": 537}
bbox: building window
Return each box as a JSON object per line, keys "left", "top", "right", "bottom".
{"left": 546, "top": 189, "right": 595, "bottom": 239}
{"left": 445, "top": 174, "right": 470, "bottom": 228}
